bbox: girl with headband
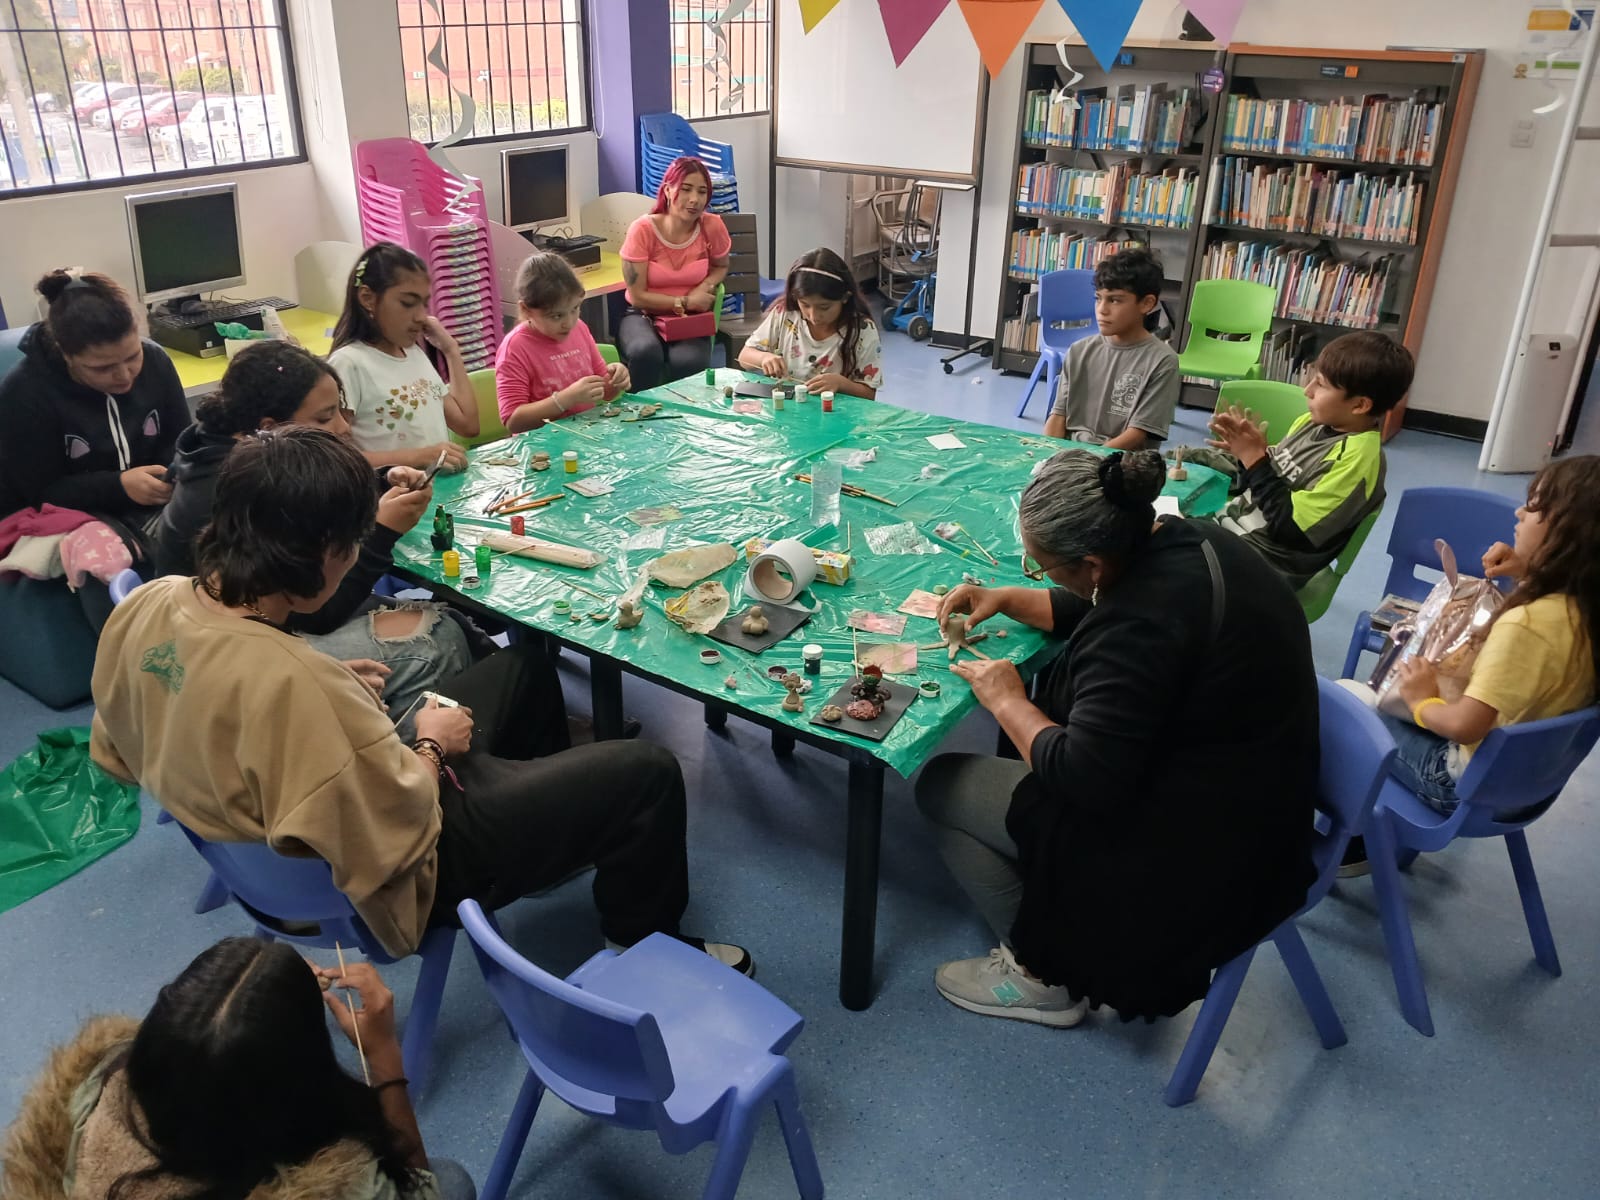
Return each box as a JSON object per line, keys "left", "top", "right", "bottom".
{"left": 740, "top": 247, "right": 882, "bottom": 398}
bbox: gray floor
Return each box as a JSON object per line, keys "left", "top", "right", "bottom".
{"left": 2, "top": 335, "right": 1596, "bottom": 1199}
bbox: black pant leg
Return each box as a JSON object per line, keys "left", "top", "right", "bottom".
{"left": 617, "top": 311, "right": 667, "bottom": 392}
{"left": 436, "top": 643, "right": 569, "bottom": 760}
{"left": 665, "top": 336, "right": 713, "bottom": 380}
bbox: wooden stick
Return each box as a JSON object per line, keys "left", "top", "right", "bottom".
{"left": 487, "top": 485, "right": 540, "bottom": 513}
{"left": 852, "top": 628, "right": 861, "bottom": 680}
{"left": 791, "top": 473, "right": 900, "bottom": 507}
{"left": 333, "top": 941, "right": 370, "bottom": 1086}
{"left": 917, "top": 631, "right": 990, "bottom": 652}
{"left": 967, "top": 532, "right": 1000, "bottom": 566}
{"left": 480, "top": 531, "right": 604, "bottom": 569}
{"left": 496, "top": 493, "right": 566, "bottom": 516}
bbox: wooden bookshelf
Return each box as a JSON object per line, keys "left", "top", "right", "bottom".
{"left": 992, "top": 40, "right": 1482, "bottom": 439}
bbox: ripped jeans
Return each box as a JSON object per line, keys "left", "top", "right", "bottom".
{"left": 304, "top": 599, "right": 475, "bottom": 741}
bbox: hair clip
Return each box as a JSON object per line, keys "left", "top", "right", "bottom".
{"left": 353, "top": 256, "right": 369, "bottom": 287}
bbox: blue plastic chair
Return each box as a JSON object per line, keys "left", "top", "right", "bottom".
{"left": 1341, "top": 487, "right": 1518, "bottom": 679}
{"left": 1364, "top": 705, "right": 1600, "bottom": 1037}
{"left": 107, "top": 568, "right": 143, "bottom": 605}
{"left": 1164, "top": 679, "right": 1395, "bottom": 1106}
{"left": 1014, "top": 269, "right": 1097, "bottom": 418}
{"left": 458, "top": 900, "right": 824, "bottom": 1200}
{"left": 163, "top": 818, "right": 456, "bottom": 1088}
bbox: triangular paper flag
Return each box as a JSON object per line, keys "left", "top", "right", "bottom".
{"left": 798, "top": 0, "right": 845, "bottom": 33}
{"left": 1053, "top": 0, "right": 1143, "bottom": 73}
{"left": 876, "top": 0, "right": 954, "bottom": 66}
{"left": 1181, "top": 0, "right": 1248, "bottom": 45}
{"left": 956, "top": 0, "right": 1046, "bottom": 77}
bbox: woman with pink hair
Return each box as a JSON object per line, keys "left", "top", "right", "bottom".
{"left": 616, "top": 156, "right": 731, "bottom": 390}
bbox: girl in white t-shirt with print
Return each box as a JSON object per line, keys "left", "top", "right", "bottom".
{"left": 738, "top": 246, "right": 883, "bottom": 399}
{"left": 328, "top": 242, "right": 479, "bottom": 472}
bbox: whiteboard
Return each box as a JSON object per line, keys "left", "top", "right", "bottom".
{"left": 774, "top": 1, "right": 987, "bottom": 181}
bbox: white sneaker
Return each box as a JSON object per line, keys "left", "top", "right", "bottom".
{"left": 935, "top": 945, "right": 1089, "bottom": 1027}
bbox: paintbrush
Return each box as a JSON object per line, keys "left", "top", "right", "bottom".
{"left": 497, "top": 493, "right": 566, "bottom": 516}
{"left": 967, "top": 532, "right": 1000, "bottom": 566}
{"left": 333, "top": 941, "right": 370, "bottom": 1085}
{"left": 791, "top": 473, "right": 900, "bottom": 507}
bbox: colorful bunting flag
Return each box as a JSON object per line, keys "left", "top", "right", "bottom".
{"left": 1053, "top": 0, "right": 1144, "bottom": 73}
{"left": 1180, "top": 0, "right": 1248, "bottom": 45}
{"left": 875, "top": 0, "right": 954, "bottom": 66}
{"left": 798, "top": 0, "right": 846, "bottom": 33}
{"left": 957, "top": 0, "right": 1046, "bottom": 77}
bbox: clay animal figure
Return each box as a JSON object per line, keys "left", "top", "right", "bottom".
{"left": 1167, "top": 446, "right": 1188, "bottom": 482}
{"left": 531, "top": 451, "right": 551, "bottom": 472}
{"left": 614, "top": 600, "right": 643, "bottom": 629}
{"left": 944, "top": 613, "right": 968, "bottom": 662}
{"left": 741, "top": 604, "right": 769, "bottom": 636}
{"left": 819, "top": 704, "right": 844, "bottom": 723}
{"left": 724, "top": 673, "right": 738, "bottom": 690}
{"left": 781, "top": 672, "right": 804, "bottom": 713}
{"left": 847, "top": 664, "right": 888, "bottom": 720}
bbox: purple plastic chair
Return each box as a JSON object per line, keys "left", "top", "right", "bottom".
{"left": 1364, "top": 705, "right": 1600, "bottom": 1037}
{"left": 108, "top": 568, "right": 143, "bottom": 605}
{"left": 1015, "top": 269, "right": 1097, "bottom": 418}
{"left": 1164, "top": 679, "right": 1396, "bottom": 1106}
{"left": 458, "top": 900, "right": 824, "bottom": 1200}
{"left": 164, "top": 819, "right": 456, "bottom": 1089}
{"left": 1341, "top": 487, "right": 1518, "bottom": 679}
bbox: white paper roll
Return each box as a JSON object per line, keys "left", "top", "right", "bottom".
{"left": 746, "top": 538, "right": 818, "bottom": 608}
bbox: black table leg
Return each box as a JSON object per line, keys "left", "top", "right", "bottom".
{"left": 589, "top": 657, "right": 624, "bottom": 740}
{"left": 839, "top": 760, "right": 885, "bottom": 1011}
{"left": 771, "top": 730, "right": 795, "bottom": 756}
{"left": 703, "top": 702, "right": 727, "bottom": 730}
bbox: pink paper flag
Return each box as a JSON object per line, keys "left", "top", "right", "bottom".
{"left": 876, "top": 0, "right": 954, "bottom": 66}
{"left": 799, "top": 0, "right": 846, "bottom": 33}
{"left": 1182, "top": 0, "right": 1248, "bottom": 45}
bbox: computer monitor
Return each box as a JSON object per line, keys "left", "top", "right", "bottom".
{"left": 501, "top": 144, "right": 570, "bottom": 233}
{"left": 125, "top": 183, "right": 246, "bottom": 306}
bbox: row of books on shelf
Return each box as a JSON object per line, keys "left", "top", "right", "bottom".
{"left": 1001, "top": 287, "right": 1043, "bottom": 353}
{"left": 1201, "top": 239, "right": 1396, "bottom": 330}
{"left": 1220, "top": 94, "right": 1442, "bottom": 166}
{"left": 1017, "top": 162, "right": 1198, "bottom": 228}
{"left": 1023, "top": 85, "right": 1198, "bottom": 153}
{"left": 1008, "top": 230, "right": 1143, "bottom": 279}
{"left": 1205, "top": 156, "right": 1426, "bottom": 244}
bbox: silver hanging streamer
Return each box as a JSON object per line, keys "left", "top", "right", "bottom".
{"left": 423, "top": 0, "right": 479, "bottom": 197}
{"left": 705, "top": 0, "right": 754, "bottom": 113}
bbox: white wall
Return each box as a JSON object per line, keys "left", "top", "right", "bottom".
{"left": 784, "top": 0, "right": 1595, "bottom": 422}
{"left": 691, "top": 113, "right": 772, "bottom": 266}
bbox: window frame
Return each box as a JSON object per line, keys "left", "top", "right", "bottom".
{"left": 397, "top": 0, "right": 593, "bottom": 149}
{"left": 669, "top": 0, "right": 772, "bottom": 123}
{"left": 0, "top": 0, "right": 309, "bottom": 201}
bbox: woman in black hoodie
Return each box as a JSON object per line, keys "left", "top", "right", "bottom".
{"left": 0, "top": 271, "right": 189, "bottom": 625}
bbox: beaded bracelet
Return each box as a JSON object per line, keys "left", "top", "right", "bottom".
{"left": 412, "top": 738, "right": 445, "bottom": 774}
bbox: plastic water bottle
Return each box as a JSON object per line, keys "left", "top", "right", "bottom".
{"left": 810, "top": 461, "right": 842, "bottom": 528}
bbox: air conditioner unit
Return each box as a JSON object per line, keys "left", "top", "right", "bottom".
{"left": 1485, "top": 332, "right": 1576, "bottom": 473}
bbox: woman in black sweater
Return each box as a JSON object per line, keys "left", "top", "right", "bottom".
{"left": 919, "top": 449, "right": 1319, "bottom": 1025}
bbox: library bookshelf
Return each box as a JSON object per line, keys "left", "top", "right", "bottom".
{"left": 993, "top": 41, "right": 1482, "bottom": 439}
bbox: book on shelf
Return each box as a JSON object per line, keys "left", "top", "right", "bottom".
{"left": 1017, "top": 160, "right": 1197, "bottom": 228}
{"left": 1256, "top": 323, "right": 1321, "bottom": 384}
{"left": 1206, "top": 156, "right": 1424, "bottom": 244}
{"left": 1023, "top": 85, "right": 1199, "bottom": 153}
{"left": 1221, "top": 94, "right": 1442, "bottom": 166}
{"left": 1201, "top": 238, "right": 1396, "bottom": 330}
{"left": 1008, "top": 229, "right": 1143, "bottom": 279}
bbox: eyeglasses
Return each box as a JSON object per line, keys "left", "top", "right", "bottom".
{"left": 1021, "top": 552, "right": 1069, "bottom": 581}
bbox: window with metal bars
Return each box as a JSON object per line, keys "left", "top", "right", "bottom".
{"left": 397, "top": 0, "right": 587, "bottom": 145}
{"left": 670, "top": 0, "right": 770, "bottom": 121}
{"left": 0, "top": 0, "right": 303, "bottom": 195}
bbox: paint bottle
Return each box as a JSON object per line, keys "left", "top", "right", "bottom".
{"left": 441, "top": 549, "right": 461, "bottom": 578}
{"left": 563, "top": 450, "right": 579, "bottom": 474}
{"left": 771, "top": 386, "right": 785, "bottom": 412}
{"left": 820, "top": 390, "right": 835, "bottom": 413}
{"left": 475, "top": 544, "right": 491, "bottom": 575}
{"left": 705, "top": 367, "right": 716, "bottom": 385}
{"left": 802, "top": 644, "right": 823, "bottom": 675}
{"left": 510, "top": 515, "right": 526, "bottom": 536}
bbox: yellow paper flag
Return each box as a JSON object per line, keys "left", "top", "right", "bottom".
{"left": 957, "top": 0, "right": 1046, "bottom": 77}
{"left": 799, "top": 0, "right": 847, "bottom": 32}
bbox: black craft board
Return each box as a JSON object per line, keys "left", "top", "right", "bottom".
{"left": 808, "top": 678, "right": 914, "bottom": 742}
{"left": 705, "top": 604, "right": 812, "bottom": 653}
{"left": 733, "top": 379, "right": 798, "bottom": 399}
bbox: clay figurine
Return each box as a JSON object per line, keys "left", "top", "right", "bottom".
{"left": 589, "top": 610, "right": 609, "bottom": 622}
{"left": 723, "top": 384, "right": 735, "bottom": 398}
{"left": 819, "top": 704, "right": 844, "bottom": 723}
{"left": 848, "top": 664, "right": 888, "bottom": 720}
{"left": 741, "top": 604, "right": 769, "bottom": 636}
{"left": 531, "top": 451, "right": 551, "bottom": 472}
{"left": 724, "top": 673, "right": 738, "bottom": 690}
{"left": 638, "top": 403, "right": 661, "bottom": 417}
{"left": 781, "top": 672, "right": 805, "bottom": 713}
{"left": 944, "top": 613, "right": 968, "bottom": 662}
{"left": 600, "top": 404, "right": 621, "bottom": 418}
{"left": 614, "top": 600, "right": 643, "bottom": 629}
{"left": 430, "top": 506, "right": 455, "bottom": 553}
{"left": 1167, "top": 446, "right": 1188, "bottom": 482}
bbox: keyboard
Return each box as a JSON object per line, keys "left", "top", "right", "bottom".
{"left": 150, "top": 296, "right": 299, "bottom": 329}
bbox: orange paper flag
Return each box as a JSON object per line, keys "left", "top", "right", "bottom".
{"left": 798, "top": 0, "right": 846, "bottom": 33}
{"left": 956, "top": 0, "right": 1046, "bottom": 77}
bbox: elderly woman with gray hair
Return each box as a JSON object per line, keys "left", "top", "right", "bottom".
{"left": 918, "top": 448, "right": 1320, "bottom": 1026}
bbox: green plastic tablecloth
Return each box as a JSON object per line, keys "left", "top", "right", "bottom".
{"left": 393, "top": 370, "right": 1227, "bottom": 777}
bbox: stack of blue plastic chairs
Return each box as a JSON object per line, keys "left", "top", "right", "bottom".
{"left": 640, "top": 112, "right": 739, "bottom": 213}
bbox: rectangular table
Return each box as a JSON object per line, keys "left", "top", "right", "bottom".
{"left": 166, "top": 307, "right": 337, "bottom": 399}
{"left": 393, "top": 371, "right": 1228, "bottom": 1008}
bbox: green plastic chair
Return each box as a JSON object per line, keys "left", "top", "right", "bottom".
{"left": 597, "top": 342, "right": 620, "bottom": 364}
{"left": 451, "top": 367, "right": 509, "bottom": 449}
{"left": 1298, "top": 507, "right": 1381, "bottom": 624}
{"left": 1178, "top": 280, "right": 1277, "bottom": 384}
{"left": 1217, "top": 379, "right": 1309, "bottom": 447}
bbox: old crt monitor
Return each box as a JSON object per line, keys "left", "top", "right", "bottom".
{"left": 502, "top": 143, "right": 570, "bottom": 233}
{"left": 126, "top": 182, "right": 246, "bottom": 307}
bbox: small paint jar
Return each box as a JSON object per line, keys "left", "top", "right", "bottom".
{"left": 510, "top": 515, "right": 526, "bottom": 536}
{"left": 475, "top": 545, "right": 491, "bottom": 575}
{"left": 919, "top": 680, "right": 942, "bottom": 699}
{"left": 802, "top": 643, "right": 823, "bottom": 675}
{"left": 766, "top": 664, "right": 790, "bottom": 681}
{"left": 699, "top": 648, "right": 722, "bottom": 665}
{"left": 563, "top": 450, "right": 579, "bottom": 474}
{"left": 820, "top": 390, "right": 835, "bottom": 413}
{"left": 553, "top": 599, "right": 571, "bottom": 614}
{"left": 771, "top": 387, "right": 785, "bottom": 412}
{"left": 705, "top": 367, "right": 716, "bottom": 385}
{"left": 441, "top": 549, "right": 461, "bottom": 577}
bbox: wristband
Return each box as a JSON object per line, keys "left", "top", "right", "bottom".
{"left": 552, "top": 392, "right": 568, "bottom": 414}
{"left": 1411, "top": 697, "right": 1447, "bottom": 728}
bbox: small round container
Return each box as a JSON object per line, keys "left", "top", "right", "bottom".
{"left": 802, "top": 643, "right": 823, "bottom": 675}
{"left": 699, "top": 648, "right": 722, "bottom": 665}
{"left": 510, "top": 515, "right": 525, "bottom": 537}
{"left": 475, "top": 545, "right": 491, "bottom": 575}
{"left": 462, "top": 573, "right": 480, "bottom": 590}
{"left": 553, "top": 599, "right": 571, "bottom": 614}
{"left": 766, "top": 664, "right": 790, "bottom": 681}
{"left": 919, "top": 680, "right": 942, "bottom": 698}
{"left": 820, "top": 390, "right": 835, "bottom": 412}
{"left": 563, "top": 450, "right": 579, "bottom": 474}
{"left": 771, "top": 387, "right": 785, "bottom": 412}
{"left": 441, "top": 549, "right": 461, "bottom": 577}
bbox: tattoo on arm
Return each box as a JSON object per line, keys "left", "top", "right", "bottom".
{"left": 621, "top": 261, "right": 642, "bottom": 290}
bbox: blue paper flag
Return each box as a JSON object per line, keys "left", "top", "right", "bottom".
{"left": 1054, "top": 0, "right": 1145, "bottom": 73}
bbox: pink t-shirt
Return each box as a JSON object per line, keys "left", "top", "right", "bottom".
{"left": 494, "top": 320, "right": 608, "bottom": 425}
{"left": 619, "top": 213, "right": 732, "bottom": 303}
